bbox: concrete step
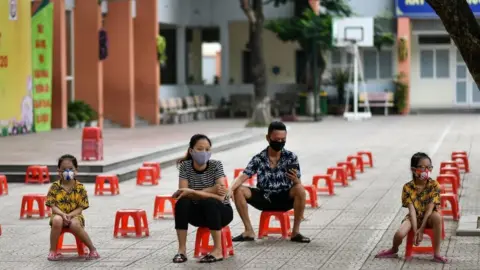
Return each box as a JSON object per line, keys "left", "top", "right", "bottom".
{"left": 1, "top": 131, "right": 262, "bottom": 183}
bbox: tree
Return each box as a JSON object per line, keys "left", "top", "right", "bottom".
{"left": 265, "top": 1, "right": 394, "bottom": 105}
{"left": 425, "top": 0, "right": 480, "bottom": 88}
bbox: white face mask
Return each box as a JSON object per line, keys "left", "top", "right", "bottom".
{"left": 62, "top": 170, "right": 75, "bottom": 181}
{"left": 419, "top": 171, "right": 430, "bottom": 180}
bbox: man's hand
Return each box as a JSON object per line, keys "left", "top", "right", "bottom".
{"left": 287, "top": 169, "right": 299, "bottom": 182}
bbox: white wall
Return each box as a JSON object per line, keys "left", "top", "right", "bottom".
{"left": 409, "top": 36, "right": 455, "bottom": 109}
{"left": 157, "top": 0, "right": 294, "bottom": 26}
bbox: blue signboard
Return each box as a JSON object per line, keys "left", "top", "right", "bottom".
{"left": 396, "top": 0, "right": 480, "bottom": 18}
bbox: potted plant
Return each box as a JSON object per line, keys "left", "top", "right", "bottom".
{"left": 68, "top": 101, "right": 97, "bottom": 128}
{"left": 328, "top": 68, "right": 350, "bottom": 115}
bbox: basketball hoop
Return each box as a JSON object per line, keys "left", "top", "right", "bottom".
{"left": 308, "top": 0, "right": 320, "bottom": 15}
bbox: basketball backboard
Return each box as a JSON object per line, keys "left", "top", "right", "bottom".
{"left": 332, "top": 17, "right": 374, "bottom": 47}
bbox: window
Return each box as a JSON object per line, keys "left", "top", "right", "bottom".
{"left": 420, "top": 49, "right": 450, "bottom": 79}
{"left": 330, "top": 49, "right": 342, "bottom": 69}
{"left": 362, "top": 49, "right": 393, "bottom": 80}
{"left": 242, "top": 50, "right": 253, "bottom": 83}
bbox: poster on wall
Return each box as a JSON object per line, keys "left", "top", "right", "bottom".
{"left": 31, "top": 3, "right": 53, "bottom": 132}
{"left": 9, "top": 0, "right": 18, "bottom": 21}
{"left": 0, "top": 0, "right": 33, "bottom": 137}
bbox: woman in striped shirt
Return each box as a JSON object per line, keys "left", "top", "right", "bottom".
{"left": 172, "top": 134, "right": 233, "bottom": 264}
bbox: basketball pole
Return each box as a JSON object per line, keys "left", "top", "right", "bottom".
{"left": 353, "top": 42, "right": 359, "bottom": 117}
{"left": 309, "top": 0, "right": 320, "bottom": 122}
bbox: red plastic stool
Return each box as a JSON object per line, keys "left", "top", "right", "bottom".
{"left": 437, "top": 174, "right": 458, "bottom": 195}
{"left": 113, "top": 209, "right": 149, "bottom": 238}
{"left": 153, "top": 195, "right": 176, "bottom": 219}
{"left": 94, "top": 175, "right": 120, "bottom": 195}
{"left": 452, "top": 151, "right": 467, "bottom": 156}
{"left": 346, "top": 155, "right": 364, "bottom": 173}
{"left": 0, "top": 175, "right": 8, "bottom": 195}
{"left": 194, "top": 226, "right": 234, "bottom": 258}
{"left": 57, "top": 228, "right": 88, "bottom": 256}
{"left": 440, "top": 161, "right": 459, "bottom": 170}
{"left": 440, "top": 167, "right": 461, "bottom": 188}
{"left": 20, "top": 194, "right": 51, "bottom": 218}
{"left": 82, "top": 127, "right": 103, "bottom": 161}
{"left": 136, "top": 167, "right": 158, "bottom": 185}
{"left": 327, "top": 167, "right": 348, "bottom": 186}
{"left": 233, "top": 168, "right": 255, "bottom": 186}
{"left": 221, "top": 177, "right": 229, "bottom": 188}
{"left": 337, "top": 161, "right": 356, "bottom": 180}
{"left": 312, "top": 174, "right": 335, "bottom": 195}
{"left": 304, "top": 185, "right": 319, "bottom": 208}
{"left": 25, "top": 165, "right": 50, "bottom": 184}
{"left": 405, "top": 218, "right": 445, "bottom": 260}
{"left": 440, "top": 194, "right": 460, "bottom": 221}
{"left": 357, "top": 151, "right": 373, "bottom": 168}
{"left": 451, "top": 154, "right": 469, "bottom": 173}
{"left": 142, "top": 162, "right": 161, "bottom": 180}
{"left": 258, "top": 211, "right": 291, "bottom": 239}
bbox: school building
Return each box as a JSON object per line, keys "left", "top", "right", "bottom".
{"left": 1, "top": 0, "right": 476, "bottom": 137}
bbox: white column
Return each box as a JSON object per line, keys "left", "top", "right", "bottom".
{"left": 176, "top": 26, "right": 186, "bottom": 84}
{"left": 220, "top": 22, "right": 230, "bottom": 88}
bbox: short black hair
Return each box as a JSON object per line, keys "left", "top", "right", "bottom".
{"left": 268, "top": 121, "right": 287, "bottom": 135}
{"left": 58, "top": 154, "right": 78, "bottom": 169}
{"left": 410, "top": 152, "right": 431, "bottom": 168}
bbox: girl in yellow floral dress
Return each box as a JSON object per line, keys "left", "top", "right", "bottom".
{"left": 375, "top": 152, "right": 448, "bottom": 263}
{"left": 45, "top": 154, "right": 99, "bottom": 261}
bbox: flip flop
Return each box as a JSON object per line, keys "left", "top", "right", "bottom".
{"left": 375, "top": 249, "right": 398, "bottom": 258}
{"left": 86, "top": 250, "right": 100, "bottom": 260}
{"left": 290, "top": 233, "right": 311, "bottom": 243}
{"left": 47, "top": 251, "right": 60, "bottom": 261}
{"left": 199, "top": 254, "right": 223, "bottom": 263}
{"left": 232, "top": 234, "right": 255, "bottom": 242}
{"left": 432, "top": 255, "right": 448, "bottom": 264}
{"left": 172, "top": 253, "right": 188, "bottom": 263}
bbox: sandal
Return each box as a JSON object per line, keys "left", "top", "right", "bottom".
{"left": 86, "top": 250, "right": 100, "bottom": 260}
{"left": 199, "top": 254, "right": 223, "bottom": 263}
{"left": 432, "top": 255, "right": 448, "bottom": 264}
{"left": 375, "top": 249, "right": 398, "bottom": 258}
{"left": 290, "top": 233, "right": 311, "bottom": 243}
{"left": 232, "top": 234, "right": 255, "bottom": 242}
{"left": 172, "top": 253, "right": 187, "bottom": 263}
{"left": 47, "top": 251, "right": 60, "bottom": 261}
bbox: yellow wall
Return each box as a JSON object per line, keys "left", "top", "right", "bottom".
{"left": 0, "top": 0, "right": 33, "bottom": 135}
{"left": 228, "top": 21, "right": 299, "bottom": 84}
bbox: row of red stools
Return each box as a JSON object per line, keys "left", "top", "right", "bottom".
{"left": 405, "top": 151, "right": 469, "bottom": 260}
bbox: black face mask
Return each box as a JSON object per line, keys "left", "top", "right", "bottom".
{"left": 269, "top": 140, "right": 285, "bottom": 152}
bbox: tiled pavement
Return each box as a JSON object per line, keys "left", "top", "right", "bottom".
{"left": 0, "top": 115, "right": 479, "bottom": 269}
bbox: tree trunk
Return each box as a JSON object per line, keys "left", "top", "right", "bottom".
{"left": 246, "top": 0, "right": 271, "bottom": 127}
{"left": 426, "top": 0, "right": 480, "bottom": 88}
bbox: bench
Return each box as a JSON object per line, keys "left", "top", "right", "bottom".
{"left": 359, "top": 92, "right": 394, "bottom": 116}
{"left": 272, "top": 92, "right": 298, "bottom": 117}
{"left": 193, "top": 95, "right": 216, "bottom": 119}
{"left": 229, "top": 94, "right": 254, "bottom": 118}
{"left": 184, "top": 96, "right": 200, "bottom": 121}
{"left": 159, "top": 98, "right": 190, "bottom": 124}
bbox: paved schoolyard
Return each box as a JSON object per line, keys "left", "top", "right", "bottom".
{"left": 0, "top": 114, "right": 479, "bottom": 270}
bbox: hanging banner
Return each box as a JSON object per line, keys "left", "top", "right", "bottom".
{"left": 0, "top": 0, "right": 33, "bottom": 137}
{"left": 396, "top": 0, "right": 480, "bottom": 17}
{"left": 31, "top": 2, "right": 54, "bottom": 132}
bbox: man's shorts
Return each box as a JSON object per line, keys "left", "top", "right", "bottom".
{"left": 246, "top": 187, "right": 294, "bottom": 212}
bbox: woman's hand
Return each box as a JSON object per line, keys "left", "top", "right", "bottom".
{"left": 61, "top": 213, "right": 71, "bottom": 226}
{"left": 176, "top": 188, "right": 195, "bottom": 199}
{"left": 216, "top": 184, "right": 227, "bottom": 196}
{"left": 415, "top": 228, "right": 424, "bottom": 246}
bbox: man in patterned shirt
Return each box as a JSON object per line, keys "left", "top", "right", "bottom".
{"left": 229, "top": 121, "right": 310, "bottom": 243}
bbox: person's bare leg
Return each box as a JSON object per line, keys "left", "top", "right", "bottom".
{"left": 428, "top": 212, "right": 443, "bottom": 256}
{"left": 68, "top": 218, "right": 96, "bottom": 252}
{"left": 49, "top": 215, "right": 64, "bottom": 252}
{"left": 289, "top": 184, "right": 306, "bottom": 235}
{"left": 176, "top": 230, "right": 188, "bottom": 254}
{"left": 210, "top": 230, "right": 223, "bottom": 258}
{"left": 392, "top": 220, "right": 412, "bottom": 252}
{"left": 233, "top": 186, "right": 255, "bottom": 237}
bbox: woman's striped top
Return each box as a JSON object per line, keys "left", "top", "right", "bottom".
{"left": 178, "top": 159, "right": 229, "bottom": 204}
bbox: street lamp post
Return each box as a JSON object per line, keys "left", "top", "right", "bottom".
{"left": 309, "top": 0, "right": 320, "bottom": 122}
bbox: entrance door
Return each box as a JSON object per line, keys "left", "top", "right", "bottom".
{"left": 456, "top": 50, "right": 480, "bottom": 107}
